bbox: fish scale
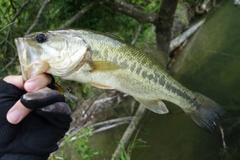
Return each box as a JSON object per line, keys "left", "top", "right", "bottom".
{"left": 86, "top": 35, "right": 181, "bottom": 101}
{"left": 15, "top": 29, "right": 225, "bottom": 133}
{"left": 83, "top": 34, "right": 168, "bottom": 96}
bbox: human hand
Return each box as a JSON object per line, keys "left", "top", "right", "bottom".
{"left": 0, "top": 75, "right": 72, "bottom": 160}
{"left": 4, "top": 74, "right": 52, "bottom": 124}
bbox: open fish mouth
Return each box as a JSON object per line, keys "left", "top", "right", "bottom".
{"left": 15, "top": 38, "right": 49, "bottom": 81}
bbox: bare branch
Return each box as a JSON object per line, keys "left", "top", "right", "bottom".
{"left": 11, "top": 0, "right": 31, "bottom": 22}
{"left": 25, "top": 0, "right": 50, "bottom": 35}
{"left": 59, "top": 2, "right": 100, "bottom": 29}
{"left": 131, "top": 23, "right": 143, "bottom": 45}
{"left": 216, "top": 121, "right": 228, "bottom": 150}
{"left": 111, "top": 104, "right": 147, "bottom": 160}
{"left": 59, "top": 0, "right": 156, "bottom": 29}
{"left": 103, "top": 0, "right": 156, "bottom": 24}
{"left": 0, "top": 22, "right": 15, "bottom": 45}
{"left": 10, "top": 0, "right": 17, "bottom": 13}
{"left": 92, "top": 120, "right": 129, "bottom": 133}
{"left": 0, "top": 53, "right": 18, "bottom": 73}
{"left": 59, "top": 117, "right": 132, "bottom": 148}
{"left": 90, "top": 116, "right": 132, "bottom": 128}
{"left": 73, "top": 117, "right": 132, "bottom": 138}
{"left": 3, "top": 0, "right": 31, "bottom": 55}
{"left": 169, "top": 19, "right": 205, "bottom": 52}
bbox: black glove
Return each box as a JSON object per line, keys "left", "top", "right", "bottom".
{"left": 0, "top": 80, "right": 72, "bottom": 160}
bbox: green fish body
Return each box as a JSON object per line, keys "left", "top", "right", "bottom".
{"left": 15, "top": 29, "right": 224, "bottom": 133}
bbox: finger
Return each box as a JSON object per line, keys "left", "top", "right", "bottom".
{"left": 6, "top": 100, "right": 32, "bottom": 124}
{"left": 3, "top": 75, "right": 29, "bottom": 124}
{"left": 24, "top": 74, "right": 52, "bottom": 92}
{"left": 6, "top": 74, "right": 52, "bottom": 124}
{"left": 21, "top": 88, "right": 65, "bottom": 109}
{"left": 3, "top": 75, "right": 24, "bottom": 90}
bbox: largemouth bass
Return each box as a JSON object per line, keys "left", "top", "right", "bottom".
{"left": 15, "top": 29, "right": 224, "bottom": 133}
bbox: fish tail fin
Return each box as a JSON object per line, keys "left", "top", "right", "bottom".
{"left": 184, "top": 92, "right": 225, "bottom": 133}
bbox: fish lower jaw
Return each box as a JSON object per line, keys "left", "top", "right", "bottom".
{"left": 21, "top": 63, "right": 50, "bottom": 80}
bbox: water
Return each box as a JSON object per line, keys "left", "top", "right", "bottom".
{"left": 88, "top": 0, "right": 240, "bottom": 159}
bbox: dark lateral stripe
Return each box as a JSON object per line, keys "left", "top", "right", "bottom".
{"left": 165, "top": 82, "right": 201, "bottom": 108}
{"left": 130, "top": 63, "right": 136, "bottom": 72}
{"left": 119, "top": 60, "right": 128, "bottom": 67}
{"left": 165, "top": 82, "right": 191, "bottom": 100}
{"left": 140, "top": 70, "right": 166, "bottom": 86}
{"left": 136, "top": 66, "right": 142, "bottom": 75}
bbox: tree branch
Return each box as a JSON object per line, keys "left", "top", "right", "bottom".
{"left": 25, "top": 0, "right": 50, "bottom": 35}
{"left": 11, "top": 0, "right": 31, "bottom": 22}
{"left": 169, "top": 19, "right": 205, "bottom": 52}
{"left": 10, "top": 0, "right": 17, "bottom": 13}
{"left": 0, "top": 53, "right": 18, "bottom": 73}
{"left": 131, "top": 23, "right": 143, "bottom": 45}
{"left": 111, "top": 104, "right": 147, "bottom": 160}
{"left": 4, "top": 0, "right": 31, "bottom": 55}
{"left": 59, "top": 2, "right": 100, "bottom": 29}
{"left": 59, "top": 0, "right": 156, "bottom": 29}
{"left": 103, "top": 0, "right": 157, "bottom": 24}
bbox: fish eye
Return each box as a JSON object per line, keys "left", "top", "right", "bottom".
{"left": 36, "top": 33, "right": 47, "bottom": 43}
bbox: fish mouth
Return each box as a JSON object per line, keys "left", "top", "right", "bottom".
{"left": 15, "top": 38, "right": 49, "bottom": 81}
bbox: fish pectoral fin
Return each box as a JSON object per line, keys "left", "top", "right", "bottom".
{"left": 135, "top": 98, "right": 169, "bottom": 114}
{"left": 91, "top": 61, "right": 121, "bottom": 72}
{"left": 89, "top": 82, "right": 114, "bottom": 89}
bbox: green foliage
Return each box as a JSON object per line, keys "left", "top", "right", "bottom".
{"left": 82, "top": 84, "right": 94, "bottom": 98}
{"left": 0, "top": 1, "right": 14, "bottom": 29}
{"left": 0, "top": 53, "right": 3, "bottom": 60}
{"left": 126, "top": 0, "right": 162, "bottom": 13}
{"left": 51, "top": 127, "right": 102, "bottom": 160}
{"left": 135, "top": 23, "right": 156, "bottom": 50}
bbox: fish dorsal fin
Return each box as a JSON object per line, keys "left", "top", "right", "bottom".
{"left": 105, "top": 32, "right": 122, "bottom": 40}
{"left": 91, "top": 61, "right": 121, "bottom": 72}
{"left": 135, "top": 98, "right": 169, "bottom": 114}
{"left": 146, "top": 50, "right": 169, "bottom": 69}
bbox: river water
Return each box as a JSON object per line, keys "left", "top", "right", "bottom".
{"left": 88, "top": 0, "right": 240, "bottom": 159}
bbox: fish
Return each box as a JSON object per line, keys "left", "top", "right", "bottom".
{"left": 14, "top": 29, "right": 225, "bottom": 133}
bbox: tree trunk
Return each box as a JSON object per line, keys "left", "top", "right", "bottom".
{"left": 154, "top": 0, "right": 179, "bottom": 53}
